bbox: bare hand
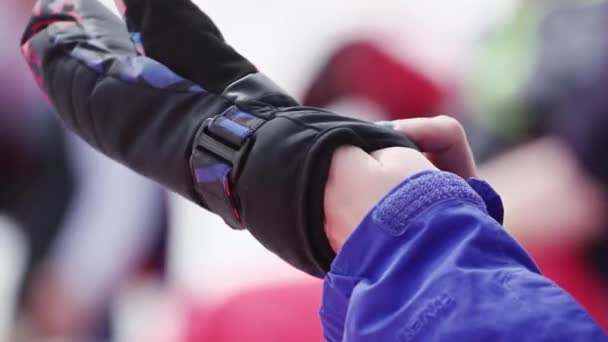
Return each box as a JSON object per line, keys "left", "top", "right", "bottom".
{"left": 324, "top": 116, "right": 475, "bottom": 251}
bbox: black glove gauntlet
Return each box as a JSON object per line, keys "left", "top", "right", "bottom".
{"left": 22, "top": 0, "right": 417, "bottom": 276}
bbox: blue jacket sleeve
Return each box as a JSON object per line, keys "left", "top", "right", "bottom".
{"left": 321, "top": 171, "right": 607, "bottom": 341}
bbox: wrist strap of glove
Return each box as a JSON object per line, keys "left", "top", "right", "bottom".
{"left": 190, "top": 106, "right": 266, "bottom": 229}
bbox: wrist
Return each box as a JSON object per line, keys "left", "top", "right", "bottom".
{"left": 331, "top": 171, "right": 489, "bottom": 267}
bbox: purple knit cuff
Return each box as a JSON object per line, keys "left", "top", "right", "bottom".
{"left": 372, "top": 171, "right": 487, "bottom": 236}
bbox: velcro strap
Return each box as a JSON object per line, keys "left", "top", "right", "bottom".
{"left": 191, "top": 106, "right": 266, "bottom": 229}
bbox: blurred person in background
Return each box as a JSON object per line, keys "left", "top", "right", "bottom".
{"left": 0, "top": 1, "right": 170, "bottom": 340}
{"left": 468, "top": 0, "right": 608, "bottom": 327}
{"left": 302, "top": 39, "right": 448, "bottom": 122}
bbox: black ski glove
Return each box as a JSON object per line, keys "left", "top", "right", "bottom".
{"left": 22, "top": 0, "right": 417, "bottom": 277}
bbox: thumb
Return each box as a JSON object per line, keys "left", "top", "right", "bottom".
{"left": 392, "top": 116, "right": 477, "bottom": 178}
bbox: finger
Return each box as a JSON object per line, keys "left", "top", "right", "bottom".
{"left": 392, "top": 116, "right": 477, "bottom": 178}
{"left": 393, "top": 116, "right": 464, "bottom": 151}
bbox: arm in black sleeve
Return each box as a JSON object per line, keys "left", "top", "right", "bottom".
{"left": 21, "top": 0, "right": 418, "bottom": 277}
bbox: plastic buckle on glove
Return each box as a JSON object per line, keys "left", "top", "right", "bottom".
{"left": 198, "top": 118, "right": 240, "bottom": 162}
{"left": 191, "top": 107, "right": 262, "bottom": 230}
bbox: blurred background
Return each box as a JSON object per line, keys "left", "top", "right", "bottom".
{"left": 1, "top": 0, "right": 607, "bottom": 340}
